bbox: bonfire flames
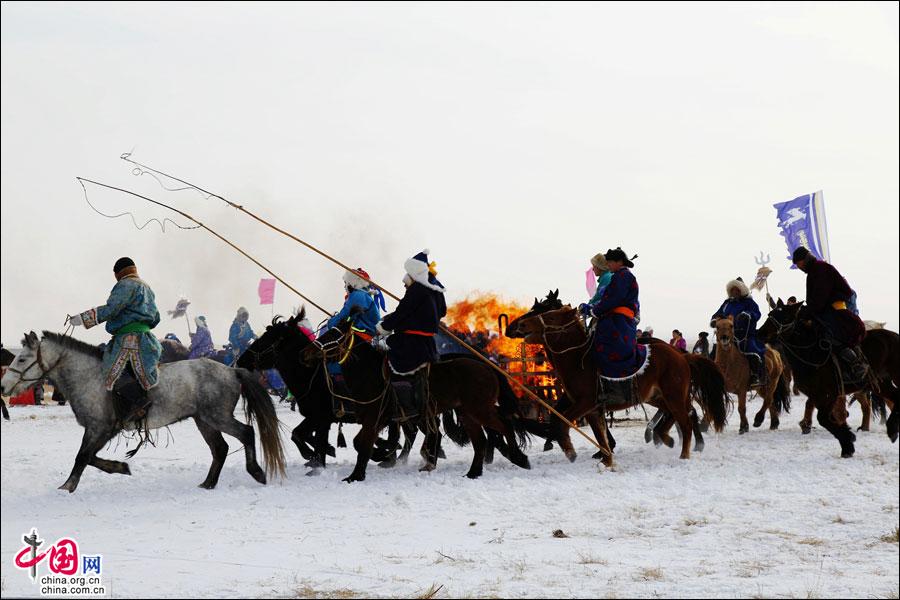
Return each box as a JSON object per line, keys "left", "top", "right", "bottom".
{"left": 443, "top": 293, "right": 560, "bottom": 418}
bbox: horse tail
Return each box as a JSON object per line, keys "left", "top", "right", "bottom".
{"left": 870, "top": 391, "right": 888, "bottom": 424}
{"left": 443, "top": 409, "right": 471, "bottom": 447}
{"left": 772, "top": 370, "right": 791, "bottom": 414}
{"left": 236, "top": 369, "right": 287, "bottom": 479}
{"left": 686, "top": 354, "right": 730, "bottom": 433}
{"left": 495, "top": 370, "right": 531, "bottom": 450}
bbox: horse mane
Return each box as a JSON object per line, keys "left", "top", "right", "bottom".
{"left": 40, "top": 331, "right": 105, "bottom": 359}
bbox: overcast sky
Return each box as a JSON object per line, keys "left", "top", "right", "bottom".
{"left": 2, "top": 1, "right": 898, "bottom": 348}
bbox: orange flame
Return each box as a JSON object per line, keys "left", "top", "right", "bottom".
{"left": 445, "top": 292, "right": 558, "bottom": 402}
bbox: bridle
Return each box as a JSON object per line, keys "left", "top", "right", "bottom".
{"left": 5, "top": 341, "right": 61, "bottom": 391}
{"left": 534, "top": 312, "right": 590, "bottom": 355}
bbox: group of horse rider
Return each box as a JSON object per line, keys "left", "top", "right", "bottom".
{"left": 63, "top": 242, "right": 870, "bottom": 428}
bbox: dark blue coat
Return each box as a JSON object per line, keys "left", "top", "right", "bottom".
{"left": 382, "top": 282, "right": 447, "bottom": 374}
{"left": 589, "top": 268, "right": 647, "bottom": 379}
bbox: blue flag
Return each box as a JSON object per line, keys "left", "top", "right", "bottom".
{"left": 773, "top": 191, "right": 830, "bottom": 268}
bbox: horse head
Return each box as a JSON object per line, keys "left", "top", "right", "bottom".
{"left": 757, "top": 298, "right": 805, "bottom": 343}
{"left": 510, "top": 306, "right": 579, "bottom": 345}
{"left": 714, "top": 316, "right": 736, "bottom": 349}
{"left": 506, "top": 289, "right": 564, "bottom": 338}
{"left": 1, "top": 332, "right": 42, "bottom": 397}
{"left": 237, "top": 315, "right": 299, "bottom": 371}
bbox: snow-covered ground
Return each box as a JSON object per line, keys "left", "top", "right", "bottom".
{"left": 1, "top": 397, "right": 897, "bottom": 599}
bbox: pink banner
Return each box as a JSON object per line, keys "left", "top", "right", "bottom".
{"left": 258, "top": 278, "right": 276, "bottom": 305}
{"left": 585, "top": 268, "right": 597, "bottom": 298}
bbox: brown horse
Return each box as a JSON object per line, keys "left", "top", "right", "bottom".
{"left": 306, "top": 321, "right": 532, "bottom": 482}
{"left": 506, "top": 291, "right": 728, "bottom": 454}
{"left": 509, "top": 306, "right": 729, "bottom": 466}
{"left": 714, "top": 316, "right": 789, "bottom": 433}
{"left": 758, "top": 300, "right": 900, "bottom": 455}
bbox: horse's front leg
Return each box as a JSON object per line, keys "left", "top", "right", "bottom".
{"left": 737, "top": 389, "right": 749, "bottom": 434}
{"left": 800, "top": 398, "right": 815, "bottom": 434}
{"left": 344, "top": 411, "right": 380, "bottom": 483}
{"left": 60, "top": 428, "right": 115, "bottom": 493}
{"left": 551, "top": 411, "right": 578, "bottom": 463}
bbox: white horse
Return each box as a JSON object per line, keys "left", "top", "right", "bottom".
{"left": 1, "top": 331, "right": 285, "bottom": 493}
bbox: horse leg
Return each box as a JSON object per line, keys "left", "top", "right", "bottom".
{"left": 344, "top": 411, "right": 380, "bottom": 483}
{"left": 59, "top": 428, "right": 115, "bottom": 493}
{"left": 690, "top": 408, "right": 705, "bottom": 452}
{"left": 652, "top": 413, "right": 677, "bottom": 449}
{"left": 754, "top": 388, "right": 772, "bottom": 429}
{"left": 398, "top": 422, "right": 416, "bottom": 463}
{"left": 886, "top": 403, "right": 899, "bottom": 443}
{"left": 306, "top": 421, "right": 331, "bottom": 476}
{"left": 589, "top": 412, "right": 618, "bottom": 458}
{"left": 291, "top": 418, "right": 316, "bottom": 461}
{"left": 89, "top": 456, "right": 131, "bottom": 476}
{"left": 552, "top": 414, "right": 578, "bottom": 462}
{"left": 800, "top": 398, "right": 815, "bottom": 434}
{"left": 594, "top": 414, "right": 615, "bottom": 468}
{"left": 857, "top": 392, "right": 871, "bottom": 432}
{"left": 459, "top": 415, "right": 486, "bottom": 479}
{"left": 194, "top": 417, "right": 229, "bottom": 489}
{"left": 737, "top": 389, "right": 749, "bottom": 434}
{"left": 218, "top": 417, "right": 266, "bottom": 484}
{"left": 483, "top": 429, "right": 496, "bottom": 464}
{"left": 377, "top": 422, "right": 400, "bottom": 468}
{"left": 816, "top": 396, "right": 855, "bottom": 458}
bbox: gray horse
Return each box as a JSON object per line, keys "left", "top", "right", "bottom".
{"left": 0, "top": 331, "right": 286, "bottom": 493}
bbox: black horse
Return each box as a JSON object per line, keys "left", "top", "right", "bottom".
{"left": 308, "top": 319, "right": 532, "bottom": 482}
{"left": 758, "top": 299, "right": 899, "bottom": 454}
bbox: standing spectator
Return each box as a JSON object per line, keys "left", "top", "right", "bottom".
{"left": 669, "top": 329, "right": 687, "bottom": 352}
{"left": 692, "top": 331, "right": 710, "bottom": 357}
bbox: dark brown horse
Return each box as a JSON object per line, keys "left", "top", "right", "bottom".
{"left": 307, "top": 321, "right": 531, "bottom": 482}
{"left": 508, "top": 306, "right": 729, "bottom": 466}
{"left": 757, "top": 300, "right": 900, "bottom": 455}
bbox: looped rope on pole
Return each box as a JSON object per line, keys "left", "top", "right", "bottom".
{"left": 75, "top": 177, "right": 331, "bottom": 318}
{"left": 110, "top": 154, "right": 607, "bottom": 456}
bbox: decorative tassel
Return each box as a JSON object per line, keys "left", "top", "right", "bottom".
{"left": 337, "top": 423, "right": 347, "bottom": 448}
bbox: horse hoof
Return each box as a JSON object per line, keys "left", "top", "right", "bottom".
{"left": 565, "top": 450, "right": 577, "bottom": 463}
{"left": 770, "top": 420, "right": 780, "bottom": 430}
{"left": 739, "top": 424, "right": 749, "bottom": 435}
{"left": 694, "top": 440, "right": 705, "bottom": 453}
{"left": 889, "top": 432, "right": 898, "bottom": 443}
{"left": 591, "top": 450, "right": 606, "bottom": 460}
{"left": 753, "top": 415, "right": 765, "bottom": 428}
{"left": 122, "top": 464, "right": 132, "bottom": 476}
{"left": 663, "top": 436, "right": 675, "bottom": 449}
{"left": 840, "top": 449, "right": 855, "bottom": 458}
{"left": 197, "top": 481, "right": 215, "bottom": 489}
{"left": 419, "top": 462, "right": 436, "bottom": 472}
{"left": 465, "top": 471, "right": 482, "bottom": 479}
{"left": 305, "top": 468, "right": 322, "bottom": 477}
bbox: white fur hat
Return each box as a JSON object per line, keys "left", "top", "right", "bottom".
{"left": 726, "top": 278, "right": 750, "bottom": 298}
{"left": 403, "top": 249, "right": 445, "bottom": 292}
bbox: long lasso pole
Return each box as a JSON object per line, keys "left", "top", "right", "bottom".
{"left": 75, "top": 178, "right": 332, "bottom": 317}
{"left": 117, "top": 157, "right": 605, "bottom": 455}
